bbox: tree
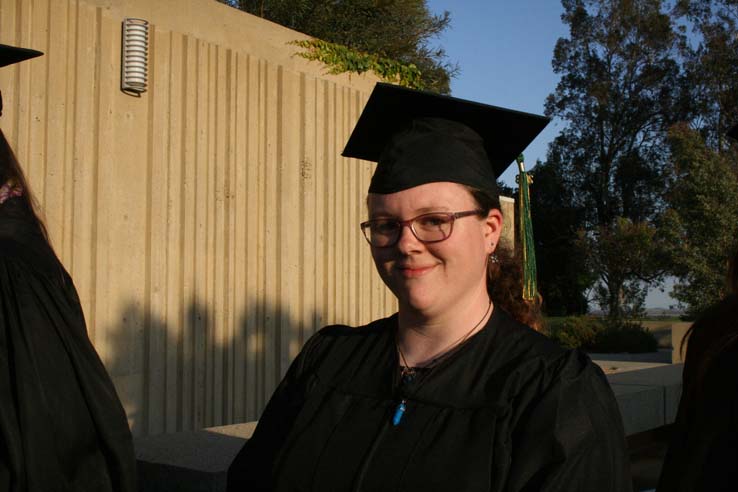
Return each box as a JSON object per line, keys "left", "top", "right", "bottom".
{"left": 674, "top": 0, "right": 738, "bottom": 146}
{"left": 661, "top": 0, "right": 738, "bottom": 316}
{"left": 222, "top": 0, "right": 457, "bottom": 93}
{"left": 661, "top": 124, "right": 738, "bottom": 317}
{"left": 543, "top": 0, "right": 686, "bottom": 319}
{"left": 580, "top": 217, "right": 670, "bottom": 319}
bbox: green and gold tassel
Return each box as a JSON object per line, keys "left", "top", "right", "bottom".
{"left": 516, "top": 154, "right": 538, "bottom": 301}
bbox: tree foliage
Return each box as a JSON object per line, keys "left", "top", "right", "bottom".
{"left": 290, "top": 39, "right": 423, "bottom": 89}
{"left": 222, "top": 0, "right": 457, "bottom": 93}
{"left": 537, "top": 0, "right": 738, "bottom": 318}
{"left": 579, "top": 217, "right": 670, "bottom": 319}
{"left": 659, "top": 0, "right": 738, "bottom": 316}
{"left": 547, "top": 316, "right": 657, "bottom": 352}
{"left": 540, "top": 0, "right": 687, "bottom": 318}
{"left": 661, "top": 124, "right": 738, "bottom": 317}
{"left": 546, "top": 0, "right": 686, "bottom": 225}
{"left": 674, "top": 0, "right": 738, "bottom": 146}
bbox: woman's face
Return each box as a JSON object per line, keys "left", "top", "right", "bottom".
{"left": 367, "top": 182, "right": 502, "bottom": 318}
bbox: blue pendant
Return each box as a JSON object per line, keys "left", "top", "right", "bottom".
{"left": 392, "top": 400, "right": 407, "bottom": 426}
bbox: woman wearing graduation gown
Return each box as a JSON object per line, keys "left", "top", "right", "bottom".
{"left": 227, "top": 84, "right": 631, "bottom": 492}
{"left": 657, "top": 127, "right": 738, "bottom": 492}
{"left": 0, "top": 44, "right": 135, "bottom": 492}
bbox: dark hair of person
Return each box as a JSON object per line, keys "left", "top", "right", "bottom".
{"left": 680, "top": 247, "right": 738, "bottom": 400}
{"left": 467, "top": 186, "right": 544, "bottom": 332}
{"left": 0, "top": 128, "right": 50, "bottom": 241}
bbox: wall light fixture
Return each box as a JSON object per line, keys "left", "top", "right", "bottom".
{"left": 121, "top": 18, "right": 149, "bottom": 95}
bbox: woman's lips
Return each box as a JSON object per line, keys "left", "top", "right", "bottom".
{"left": 398, "top": 265, "right": 435, "bottom": 278}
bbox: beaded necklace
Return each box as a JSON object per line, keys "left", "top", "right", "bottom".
{"left": 392, "top": 300, "right": 493, "bottom": 426}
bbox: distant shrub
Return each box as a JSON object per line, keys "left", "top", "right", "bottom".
{"left": 546, "top": 316, "right": 605, "bottom": 350}
{"left": 590, "top": 322, "right": 658, "bottom": 353}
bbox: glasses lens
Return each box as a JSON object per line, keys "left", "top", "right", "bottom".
{"left": 364, "top": 219, "right": 400, "bottom": 247}
{"left": 413, "top": 213, "right": 453, "bottom": 242}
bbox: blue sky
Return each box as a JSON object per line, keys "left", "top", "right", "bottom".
{"left": 426, "top": 0, "right": 675, "bottom": 309}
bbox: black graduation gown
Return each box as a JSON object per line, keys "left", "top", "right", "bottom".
{"left": 657, "top": 296, "right": 738, "bottom": 492}
{"left": 0, "top": 198, "right": 136, "bottom": 492}
{"left": 227, "top": 308, "right": 632, "bottom": 492}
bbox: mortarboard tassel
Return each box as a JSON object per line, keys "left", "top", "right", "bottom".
{"left": 516, "top": 154, "right": 538, "bottom": 301}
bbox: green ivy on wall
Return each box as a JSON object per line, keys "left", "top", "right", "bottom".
{"left": 291, "top": 39, "right": 424, "bottom": 90}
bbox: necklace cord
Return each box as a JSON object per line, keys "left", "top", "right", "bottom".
{"left": 396, "top": 298, "right": 493, "bottom": 372}
{"left": 391, "top": 300, "right": 493, "bottom": 426}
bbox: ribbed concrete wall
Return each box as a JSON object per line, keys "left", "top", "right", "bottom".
{"left": 0, "top": 0, "right": 397, "bottom": 436}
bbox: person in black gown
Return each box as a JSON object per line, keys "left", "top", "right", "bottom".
{"left": 0, "top": 44, "right": 135, "bottom": 491}
{"left": 657, "top": 127, "right": 738, "bottom": 492}
{"left": 227, "top": 83, "right": 631, "bottom": 492}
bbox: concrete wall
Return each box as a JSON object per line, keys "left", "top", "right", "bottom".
{"left": 0, "top": 0, "right": 397, "bottom": 436}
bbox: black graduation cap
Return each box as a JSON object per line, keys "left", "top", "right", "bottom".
{"left": 729, "top": 123, "right": 738, "bottom": 141}
{"left": 0, "top": 43, "right": 43, "bottom": 117}
{"left": 342, "top": 83, "right": 549, "bottom": 194}
{"left": 0, "top": 43, "right": 43, "bottom": 68}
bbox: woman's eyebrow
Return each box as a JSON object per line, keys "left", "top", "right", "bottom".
{"left": 367, "top": 205, "right": 451, "bottom": 219}
{"left": 368, "top": 213, "right": 391, "bottom": 219}
{"left": 414, "top": 206, "right": 451, "bottom": 213}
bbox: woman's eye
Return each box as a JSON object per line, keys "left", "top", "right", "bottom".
{"left": 417, "top": 215, "right": 448, "bottom": 228}
{"left": 374, "top": 221, "right": 399, "bottom": 234}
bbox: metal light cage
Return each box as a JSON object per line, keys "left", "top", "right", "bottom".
{"left": 121, "top": 18, "right": 149, "bottom": 95}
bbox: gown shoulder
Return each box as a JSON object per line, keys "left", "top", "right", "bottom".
{"left": 0, "top": 200, "right": 136, "bottom": 492}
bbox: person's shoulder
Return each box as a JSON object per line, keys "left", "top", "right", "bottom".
{"left": 487, "top": 309, "right": 602, "bottom": 390}
{"left": 314, "top": 316, "right": 393, "bottom": 341}
{"left": 0, "top": 236, "right": 39, "bottom": 273}
{"left": 489, "top": 313, "right": 616, "bottom": 418}
{"left": 0, "top": 204, "right": 65, "bottom": 282}
{"left": 303, "top": 315, "right": 393, "bottom": 354}
{"left": 0, "top": 234, "right": 67, "bottom": 284}
{"left": 293, "top": 315, "right": 395, "bottom": 372}
{"left": 491, "top": 309, "right": 570, "bottom": 362}
{"left": 0, "top": 224, "right": 28, "bottom": 254}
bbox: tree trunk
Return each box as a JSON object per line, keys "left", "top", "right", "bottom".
{"left": 606, "top": 278, "right": 625, "bottom": 322}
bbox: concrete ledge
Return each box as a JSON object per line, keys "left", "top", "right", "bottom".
{"left": 593, "top": 359, "right": 669, "bottom": 375}
{"left": 670, "top": 323, "right": 692, "bottom": 363}
{"left": 606, "top": 364, "right": 683, "bottom": 435}
{"left": 590, "top": 350, "right": 672, "bottom": 364}
{"left": 610, "top": 384, "right": 664, "bottom": 435}
{"left": 135, "top": 423, "right": 256, "bottom": 492}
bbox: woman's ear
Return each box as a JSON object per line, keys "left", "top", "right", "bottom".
{"left": 483, "top": 208, "right": 503, "bottom": 255}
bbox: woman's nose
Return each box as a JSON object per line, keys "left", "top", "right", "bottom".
{"left": 395, "top": 223, "right": 422, "bottom": 252}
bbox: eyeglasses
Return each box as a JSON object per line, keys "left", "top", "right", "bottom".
{"left": 360, "top": 210, "right": 483, "bottom": 248}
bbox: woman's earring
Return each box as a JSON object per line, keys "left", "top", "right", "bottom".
{"left": 488, "top": 244, "right": 499, "bottom": 264}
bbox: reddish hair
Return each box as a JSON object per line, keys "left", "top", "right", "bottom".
{"left": 467, "top": 186, "right": 544, "bottom": 331}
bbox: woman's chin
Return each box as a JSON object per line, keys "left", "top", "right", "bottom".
{"left": 397, "top": 291, "right": 441, "bottom": 316}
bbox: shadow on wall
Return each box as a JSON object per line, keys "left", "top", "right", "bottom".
{"left": 102, "top": 298, "right": 322, "bottom": 437}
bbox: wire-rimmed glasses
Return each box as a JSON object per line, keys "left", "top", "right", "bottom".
{"left": 360, "top": 210, "right": 483, "bottom": 248}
